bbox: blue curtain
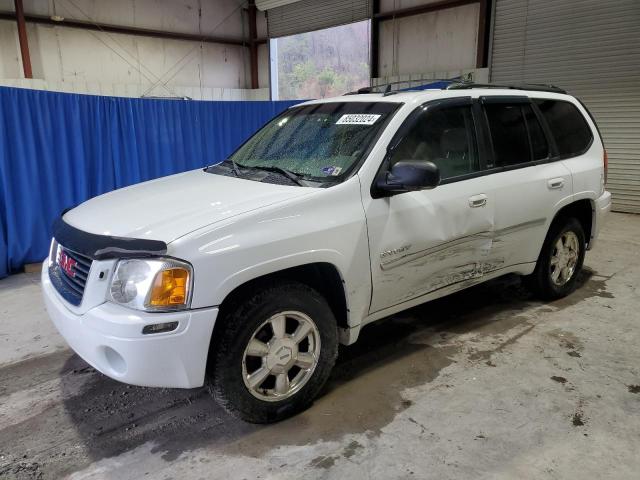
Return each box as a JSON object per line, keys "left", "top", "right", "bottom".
{"left": 0, "top": 86, "right": 299, "bottom": 278}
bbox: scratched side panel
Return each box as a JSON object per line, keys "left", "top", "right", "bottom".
{"left": 364, "top": 176, "right": 496, "bottom": 313}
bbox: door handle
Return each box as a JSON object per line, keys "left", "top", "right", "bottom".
{"left": 548, "top": 178, "right": 565, "bottom": 189}
{"left": 468, "top": 194, "right": 487, "bottom": 208}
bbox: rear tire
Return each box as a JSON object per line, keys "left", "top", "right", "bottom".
{"left": 525, "top": 217, "right": 586, "bottom": 300}
{"left": 208, "top": 281, "right": 338, "bottom": 423}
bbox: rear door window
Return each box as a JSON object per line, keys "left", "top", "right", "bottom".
{"left": 534, "top": 99, "right": 593, "bottom": 157}
{"left": 523, "top": 104, "right": 549, "bottom": 160}
{"left": 484, "top": 103, "right": 531, "bottom": 167}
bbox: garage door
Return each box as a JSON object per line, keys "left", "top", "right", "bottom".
{"left": 265, "top": 0, "right": 372, "bottom": 38}
{"left": 490, "top": 0, "right": 640, "bottom": 213}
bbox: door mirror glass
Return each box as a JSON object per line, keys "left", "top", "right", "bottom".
{"left": 377, "top": 160, "right": 440, "bottom": 194}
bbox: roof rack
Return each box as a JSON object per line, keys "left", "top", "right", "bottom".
{"left": 342, "top": 80, "right": 567, "bottom": 96}
{"left": 446, "top": 82, "right": 567, "bottom": 94}
{"left": 343, "top": 78, "right": 460, "bottom": 96}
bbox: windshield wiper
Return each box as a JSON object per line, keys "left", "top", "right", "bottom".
{"left": 240, "top": 165, "right": 307, "bottom": 186}
{"left": 219, "top": 159, "right": 242, "bottom": 177}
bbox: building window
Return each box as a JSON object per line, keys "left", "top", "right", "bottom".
{"left": 272, "top": 20, "right": 371, "bottom": 100}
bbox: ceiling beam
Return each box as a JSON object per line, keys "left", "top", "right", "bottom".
{"left": 0, "top": 11, "right": 251, "bottom": 47}
{"left": 374, "top": 0, "right": 479, "bottom": 21}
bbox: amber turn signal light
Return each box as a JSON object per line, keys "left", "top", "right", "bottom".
{"left": 148, "top": 268, "right": 189, "bottom": 307}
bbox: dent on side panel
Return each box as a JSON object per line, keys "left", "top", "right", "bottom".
{"left": 369, "top": 189, "right": 496, "bottom": 312}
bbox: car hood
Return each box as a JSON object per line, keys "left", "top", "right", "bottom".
{"left": 63, "top": 169, "right": 314, "bottom": 243}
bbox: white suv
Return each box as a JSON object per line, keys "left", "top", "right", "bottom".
{"left": 42, "top": 85, "right": 611, "bottom": 423}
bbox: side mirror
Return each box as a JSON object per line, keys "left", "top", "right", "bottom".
{"left": 376, "top": 160, "right": 440, "bottom": 195}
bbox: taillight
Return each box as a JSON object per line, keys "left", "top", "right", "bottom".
{"left": 603, "top": 149, "right": 608, "bottom": 184}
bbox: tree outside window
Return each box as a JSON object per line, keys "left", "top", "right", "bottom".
{"left": 275, "top": 21, "right": 370, "bottom": 100}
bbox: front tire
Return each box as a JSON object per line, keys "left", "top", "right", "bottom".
{"left": 525, "top": 217, "right": 586, "bottom": 300}
{"left": 209, "top": 281, "right": 338, "bottom": 423}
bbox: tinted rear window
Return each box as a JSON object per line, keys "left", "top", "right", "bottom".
{"left": 484, "top": 103, "right": 531, "bottom": 167}
{"left": 523, "top": 104, "right": 549, "bottom": 160}
{"left": 534, "top": 99, "right": 593, "bottom": 157}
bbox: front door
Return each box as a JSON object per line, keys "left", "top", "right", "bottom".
{"left": 363, "top": 99, "right": 495, "bottom": 313}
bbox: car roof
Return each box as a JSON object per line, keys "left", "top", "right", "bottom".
{"left": 294, "top": 88, "right": 576, "bottom": 108}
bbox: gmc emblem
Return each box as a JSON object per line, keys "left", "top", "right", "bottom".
{"left": 58, "top": 250, "right": 77, "bottom": 278}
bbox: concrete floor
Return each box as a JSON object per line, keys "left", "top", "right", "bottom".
{"left": 1, "top": 212, "right": 639, "bottom": 480}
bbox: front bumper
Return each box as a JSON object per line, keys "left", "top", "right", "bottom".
{"left": 589, "top": 190, "right": 612, "bottom": 250}
{"left": 42, "top": 263, "right": 218, "bottom": 388}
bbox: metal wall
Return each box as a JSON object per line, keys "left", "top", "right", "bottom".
{"left": 490, "top": 0, "right": 640, "bottom": 213}
{"left": 266, "top": 0, "right": 372, "bottom": 38}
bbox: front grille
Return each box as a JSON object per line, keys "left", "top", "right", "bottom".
{"left": 50, "top": 243, "right": 93, "bottom": 306}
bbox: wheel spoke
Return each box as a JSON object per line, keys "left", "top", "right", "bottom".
{"left": 247, "top": 367, "right": 270, "bottom": 390}
{"left": 555, "top": 238, "right": 564, "bottom": 253}
{"left": 550, "top": 256, "right": 560, "bottom": 266}
{"left": 246, "top": 338, "right": 269, "bottom": 357}
{"left": 292, "top": 322, "right": 313, "bottom": 344}
{"left": 270, "top": 315, "right": 286, "bottom": 339}
{"left": 551, "top": 265, "right": 561, "bottom": 282}
{"left": 275, "top": 373, "right": 290, "bottom": 394}
{"left": 296, "top": 352, "right": 315, "bottom": 369}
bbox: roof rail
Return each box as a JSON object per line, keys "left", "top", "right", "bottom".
{"left": 342, "top": 80, "right": 567, "bottom": 96}
{"left": 343, "top": 78, "right": 461, "bottom": 96}
{"left": 446, "top": 82, "right": 567, "bottom": 94}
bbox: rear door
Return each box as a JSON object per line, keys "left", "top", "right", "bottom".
{"left": 478, "top": 96, "right": 573, "bottom": 268}
{"left": 534, "top": 98, "right": 601, "bottom": 202}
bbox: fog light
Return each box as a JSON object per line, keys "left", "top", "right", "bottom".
{"left": 103, "top": 346, "right": 127, "bottom": 375}
{"left": 142, "top": 321, "right": 179, "bottom": 335}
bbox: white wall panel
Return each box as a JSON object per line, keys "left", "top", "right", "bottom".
{"left": 0, "top": 0, "right": 270, "bottom": 96}
{"left": 378, "top": 3, "right": 479, "bottom": 76}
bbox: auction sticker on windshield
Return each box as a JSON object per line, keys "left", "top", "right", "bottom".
{"left": 336, "top": 114, "right": 381, "bottom": 125}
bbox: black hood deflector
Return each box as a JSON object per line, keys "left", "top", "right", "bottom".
{"left": 52, "top": 215, "right": 168, "bottom": 260}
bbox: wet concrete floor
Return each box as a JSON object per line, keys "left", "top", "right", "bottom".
{"left": 1, "top": 212, "right": 639, "bottom": 479}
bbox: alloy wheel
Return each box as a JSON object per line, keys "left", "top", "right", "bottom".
{"left": 550, "top": 231, "right": 580, "bottom": 286}
{"left": 242, "top": 311, "right": 321, "bottom": 402}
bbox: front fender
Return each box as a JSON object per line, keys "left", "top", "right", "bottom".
{"left": 213, "top": 249, "right": 348, "bottom": 310}
{"left": 169, "top": 179, "right": 372, "bottom": 328}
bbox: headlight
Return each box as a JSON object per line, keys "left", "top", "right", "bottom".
{"left": 108, "top": 258, "right": 192, "bottom": 311}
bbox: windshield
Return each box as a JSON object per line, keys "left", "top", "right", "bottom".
{"left": 225, "top": 102, "right": 400, "bottom": 184}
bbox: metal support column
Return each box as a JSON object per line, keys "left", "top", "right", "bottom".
{"left": 370, "top": 0, "right": 380, "bottom": 80}
{"left": 248, "top": 0, "right": 259, "bottom": 89}
{"left": 14, "top": 0, "right": 32, "bottom": 78}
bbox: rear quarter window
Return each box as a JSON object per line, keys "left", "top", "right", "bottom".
{"left": 534, "top": 99, "right": 593, "bottom": 158}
